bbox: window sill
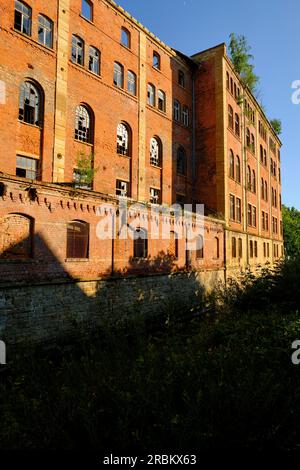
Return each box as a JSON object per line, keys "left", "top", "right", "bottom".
{"left": 120, "top": 43, "right": 132, "bottom": 53}
{"left": 150, "top": 164, "right": 162, "bottom": 170}
{"left": 79, "top": 14, "right": 95, "bottom": 25}
{"left": 12, "top": 28, "right": 55, "bottom": 54}
{"left": 74, "top": 139, "right": 94, "bottom": 147}
{"left": 65, "top": 258, "right": 89, "bottom": 262}
{"left": 18, "top": 120, "right": 42, "bottom": 130}
{"left": 117, "top": 153, "right": 131, "bottom": 159}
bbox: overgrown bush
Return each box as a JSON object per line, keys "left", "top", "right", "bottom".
{"left": 1, "top": 258, "right": 300, "bottom": 451}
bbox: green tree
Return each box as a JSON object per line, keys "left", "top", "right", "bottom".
{"left": 270, "top": 118, "right": 282, "bottom": 135}
{"left": 73, "top": 151, "right": 97, "bottom": 189}
{"left": 228, "top": 33, "right": 259, "bottom": 95}
{"left": 282, "top": 205, "right": 300, "bottom": 257}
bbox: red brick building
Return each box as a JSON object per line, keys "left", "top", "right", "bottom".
{"left": 0, "top": 0, "right": 283, "bottom": 284}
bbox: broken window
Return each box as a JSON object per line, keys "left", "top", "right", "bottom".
{"left": 147, "top": 83, "right": 155, "bottom": 106}
{"left": 116, "top": 179, "right": 130, "bottom": 197}
{"left": 14, "top": 0, "right": 31, "bottom": 35}
{"left": 38, "top": 15, "right": 53, "bottom": 48}
{"left": 150, "top": 187, "right": 160, "bottom": 205}
{"left": 16, "top": 155, "right": 38, "bottom": 180}
{"left": 117, "top": 123, "right": 129, "bottom": 156}
{"left": 158, "top": 90, "right": 166, "bottom": 112}
{"left": 72, "top": 35, "right": 84, "bottom": 65}
{"left": 75, "top": 105, "right": 92, "bottom": 143}
{"left": 150, "top": 137, "right": 161, "bottom": 167}
{"left": 19, "top": 81, "right": 41, "bottom": 126}
{"left": 89, "top": 46, "right": 100, "bottom": 75}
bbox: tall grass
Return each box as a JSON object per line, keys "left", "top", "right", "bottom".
{"left": 1, "top": 258, "right": 300, "bottom": 451}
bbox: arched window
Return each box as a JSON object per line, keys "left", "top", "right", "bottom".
{"left": 121, "top": 27, "right": 130, "bottom": 48}
{"left": 178, "top": 70, "right": 185, "bottom": 87}
{"left": 150, "top": 137, "right": 162, "bottom": 167}
{"left": 127, "top": 70, "right": 136, "bottom": 95}
{"left": 0, "top": 213, "right": 33, "bottom": 259}
{"left": 38, "top": 15, "right": 53, "bottom": 48}
{"left": 215, "top": 237, "right": 220, "bottom": 259}
{"left": 147, "top": 83, "right": 155, "bottom": 106}
{"left": 177, "top": 146, "right": 186, "bottom": 175}
{"left": 81, "top": 0, "right": 93, "bottom": 21}
{"left": 196, "top": 234, "right": 204, "bottom": 259}
{"left": 260, "top": 145, "right": 263, "bottom": 162}
{"left": 169, "top": 231, "right": 178, "bottom": 259}
{"left": 173, "top": 100, "right": 181, "bottom": 122}
{"left": 251, "top": 133, "right": 255, "bottom": 153}
{"left": 158, "top": 90, "right": 166, "bottom": 112}
{"left": 246, "top": 128, "right": 250, "bottom": 147}
{"left": 19, "top": 81, "right": 42, "bottom": 126}
{"left": 235, "top": 155, "right": 241, "bottom": 183}
{"left": 265, "top": 181, "right": 268, "bottom": 201}
{"left": 229, "top": 150, "right": 234, "bottom": 178}
{"left": 117, "top": 122, "right": 130, "bottom": 156}
{"left": 75, "top": 105, "right": 93, "bottom": 143}
{"left": 235, "top": 113, "right": 240, "bottom": 136}
{"left": 228, "top": 105, "right": 233, "bottom": 129}
{"left": 134, "top": 228, "right": 148, "bottom": 258}
{"left": 153, "top": 51, "right": 160, "bottom": 69}
{"left": 89, "top": 46, "right": 100, "bottom": 75}
{"left": 67, "top": 221, "right": 89, "bottom": 259}
{"left": 14, "top": 0, "right": 32, "bottom": 36}
{"left": 182, "top": 106, "right": 189, "bottom": 126}
{"left": 252, "top": 169, "right": 256, "bottom": 193}
{"left": 113, "top": 62, "right": 124, "bottom": 88}
{"left": 247, "top": 165, "right": 251, "bottom": 190}
{"left": 72, "top": 35, "right": 84, "bottom": 65}
{"left": 261, "top": 177, "right": 264, "bottom": 199}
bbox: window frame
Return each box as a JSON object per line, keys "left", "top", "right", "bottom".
{"left": 14, "top": 0, "right": 32, "bottom": 36}
{"left": 38, "top": 14, "right": 53, "bottom": 48}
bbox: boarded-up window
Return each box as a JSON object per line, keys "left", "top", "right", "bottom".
{"left": 0, "top": 214, "right": 33, "bottom": 259}
{"left": 134, "top": 228, "right": 148, "bottom": 258}
{"left": 67, "top": 221, "right": 89, "bottom": 259}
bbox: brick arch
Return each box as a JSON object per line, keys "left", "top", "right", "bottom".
{"left": 0, "top": 213, "right": 34, "bottom": 259}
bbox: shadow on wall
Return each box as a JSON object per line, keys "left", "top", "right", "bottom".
{"left": 0, "top": 232, "right": 220, "bottom": 348}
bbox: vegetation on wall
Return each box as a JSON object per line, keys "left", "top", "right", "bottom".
{"left": 228, "top": 33, "right": 259, "bottom": 95}
{"left": 73, "top": 151, "right": 98, "bottom": 188}
{"left": 270, "top": 118, "right": 282, "bottom": 135}
{"left": 283, "top": 205, "right": 300, "bottom": 258}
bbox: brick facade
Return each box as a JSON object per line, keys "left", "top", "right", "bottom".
{"left": 0, "top": 0, "right": 283, "bottom": 286}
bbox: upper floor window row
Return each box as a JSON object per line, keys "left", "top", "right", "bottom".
{"left": 147, "top": 84, "right": 166, "bottom": 112}
{"left": 259, "top": 120, "right": 267, "bottom": 142}
{"left": 244, "top": 98, "right": 255, "bottom": 124}
{"left": 114, "top": 62, "right": 137, "bottom": 96}
{"left": 173, "top": 100, "right": 189, "bottom": 127}
{"left": 228, "top": 105, "right": 240, "bottom": 137}
{"left": 153, "top": 51, "right": 161, "bottom": 70}
{"left": 260, "top": 144, "right": 267, "bottom": 166}
{"left": 71, "top": 35, "right": 101, "bottom": 76}
{"left": 226, "top": 71, "right": 241, "bottom": 102}
{"left": 229, "top": 150, "right": 241, "bottom": 183}
{"left": 14, "top": 1, "right": 54, "bottom": 49}
{"left": 246, "top": 127, "right": 255, "bottom": 154}
{"left": 81, "top": 0, "right": 93, "bottom": 22}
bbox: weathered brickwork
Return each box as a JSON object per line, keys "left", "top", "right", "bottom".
{"left": 0, "top": 0, "right": 284, "bottom": 344}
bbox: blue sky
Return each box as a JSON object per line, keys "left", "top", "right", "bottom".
{"left": 118, "top": 0, "right": 300, "bottom": 209}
